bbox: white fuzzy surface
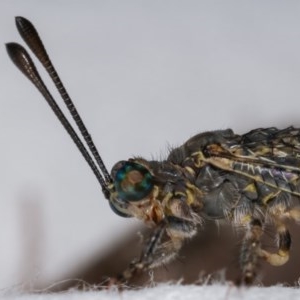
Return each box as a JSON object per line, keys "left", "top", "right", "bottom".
{"left": 2, "top": 284, "right": 300, "bottom": 300}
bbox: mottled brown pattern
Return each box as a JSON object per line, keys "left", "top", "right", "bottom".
{"left": 105, "top": 128, "right": 300, "bottom": 284}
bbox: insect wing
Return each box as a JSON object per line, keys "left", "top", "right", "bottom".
{"left": 206, "top": 127, "right": 300, "bottom": 198}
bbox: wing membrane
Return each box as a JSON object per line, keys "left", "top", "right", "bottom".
{"left": 206, "top": 127, "right": 300, "bottom": 197}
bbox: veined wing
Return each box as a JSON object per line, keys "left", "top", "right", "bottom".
{"left": 205, "top": 127, "right": 300, "bottom": 197}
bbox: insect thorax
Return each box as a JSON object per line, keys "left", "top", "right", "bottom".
{"left": 110, "top": 127, "right": 300, "bottom": 233}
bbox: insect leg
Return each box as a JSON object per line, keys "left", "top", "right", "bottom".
{"left": 239, "top": 218, "right": 264, "bottom": 285}
{"left": 239, "top": 217, "right": 291, "bottom": 284}
{"left": 117, "top": 220, "right": 186, "bottom": 283}
{"left": 119, "top": 223, "right": 167, "bottom": 282}
{"left": 259, "top": 221, "right": 291, "bottom": 267}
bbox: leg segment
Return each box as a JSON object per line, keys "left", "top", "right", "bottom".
{"left": 239, "top": 218, "right": 291, "bottom": 285}
{"left": 259, "top": 222, "right": 291, "bottom": 266}
{"left": 239, "top": 218, "right": 263, "bottom": 285}
{"left": 118, "top": 221, "right": 185, "bottom": 283}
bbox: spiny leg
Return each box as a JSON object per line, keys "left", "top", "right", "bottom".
{"left": 239, "top": 218, "right": 264, "bottom": 285}
{"left": 116, "top": 220, "right": 185, "bottom": 284}
{"left": 239, "top": 217, "right": 291, "bottom": 285}
{"left": 119, "top": 222, "right": 167, "bottom": 282}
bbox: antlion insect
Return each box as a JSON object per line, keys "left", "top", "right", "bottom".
{"left": 6, "top": 16, "right": 300, "bottom": 286}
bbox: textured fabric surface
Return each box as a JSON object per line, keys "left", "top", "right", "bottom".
{"left": 2, "top": 284, "right": 300, "bottom": 300}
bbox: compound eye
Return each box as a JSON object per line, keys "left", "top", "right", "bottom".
{"left": 114, "top": 161, "right": 154, "bottom": 202}
{"left": 109, "top": 201, "right": 132, "bottom": 218}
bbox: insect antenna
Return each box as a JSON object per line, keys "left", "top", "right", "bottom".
{"left": 14, "top": 16, "right": 112, "bottom": 185}
{"left": 6, "top": 19, "right": 111, "bottom": 199}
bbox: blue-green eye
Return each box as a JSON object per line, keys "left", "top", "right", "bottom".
{"left": 114, "top": 161, "right": 154, "bottom": 202}
{"left": 109, "top": 201, "right": 132, "bottom": 218}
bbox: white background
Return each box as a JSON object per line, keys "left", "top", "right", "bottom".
{"left": 1, "top": 0, "right": 300, "bottom": 289}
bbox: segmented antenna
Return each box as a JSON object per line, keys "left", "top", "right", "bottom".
{"left": 6, "top": 17, "right": 111, "bottom": 199}
{"left": 15, "top": 16, "right": 112, "bottom": 185}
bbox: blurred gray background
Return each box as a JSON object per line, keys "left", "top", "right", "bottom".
{"left": 1, "top": 0, "right": 300, "bottom": 290}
